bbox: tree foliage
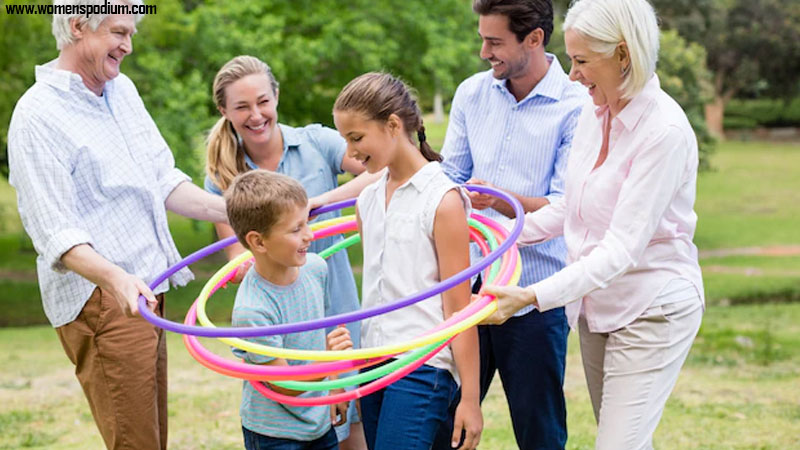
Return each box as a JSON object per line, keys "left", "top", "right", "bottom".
{"left": 2, "top": 0, "right": 720, "bottom": 178}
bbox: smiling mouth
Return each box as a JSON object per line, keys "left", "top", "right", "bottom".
{"left": 246, "top": 122, "right": 268, "bottom": 132}
{"left": 360, "top": 156, "right": 370, "bottom": 166}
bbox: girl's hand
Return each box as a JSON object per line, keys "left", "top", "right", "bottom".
{"left": 326, "top": 325, "right": 352, "bottom": 351}
{"left": 479, "top": 284, "right": 538, "bottom": 325}
{"left": 330, "top": 389, "right": 348, "bottom": 426}
{"left": 452, "top": 399, "right": 483, "bottom": 450}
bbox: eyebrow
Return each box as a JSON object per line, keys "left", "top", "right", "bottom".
{"left": 479, "top": 33, "right": 502, "bottom": 42}
{"left": 233, "top": 94, "right": 270, "bottom": 106}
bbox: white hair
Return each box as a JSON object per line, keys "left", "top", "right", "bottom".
{"left": 52, "top": 0, "right": 144, "bottom": 51}
{"left": 564, "top": 0, "right": 660, "bottom": 99}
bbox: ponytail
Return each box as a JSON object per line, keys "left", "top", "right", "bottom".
{"left": 417, "top": 125, "right": 442, "bottom": 162}
{"left": 205, "top": 116, "right": 247, "bottom": 192}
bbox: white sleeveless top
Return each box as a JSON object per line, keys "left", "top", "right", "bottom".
{"left": 357, "top": 162, "right": 471, "bottom": 382}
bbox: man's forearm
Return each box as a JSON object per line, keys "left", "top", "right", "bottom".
{"left": 165, "top": 181, "right": 228, "bottom": 223}
{"left": 494, "top": 194, "right": 550, "bottom": 218}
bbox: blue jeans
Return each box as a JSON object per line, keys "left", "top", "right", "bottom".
{"left": 433, "top": 294, "right": 569, "bottom": 449}
{"left": 242, "top": 426, "right": 338, "bottom": 450}
{"left": 361, "top": 362, "right": 457, "bottom": 450}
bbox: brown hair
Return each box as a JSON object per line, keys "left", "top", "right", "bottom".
{"left": 473, "top": 0, "right": 554, "bottom": 46}
{"left": 223, "top": 170, "right": 307, "bottom": 249}
{"left": 206, "top": 56, "right": 280, "bottom": 192}
{"left": 333, "top": 72, "right": 442, "bottom": 163}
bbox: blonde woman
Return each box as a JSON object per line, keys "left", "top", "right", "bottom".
{"left": 481, "top": 0, "right": 704, "bottom": 448}
{"left": 205, "top": 56, "right": 376, "bottom": 449}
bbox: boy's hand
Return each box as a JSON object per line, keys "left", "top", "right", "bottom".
{"left": 326, "top": 325, "right": 353, "bottom": 351}
{"left": 330, "top": 388, "right": 348, "bottom": 426}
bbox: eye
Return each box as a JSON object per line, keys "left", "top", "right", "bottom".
{"left": 236, "top": 106, "right": 247, "bottom": 110}
{"left": 352, "top": 136, "right": 362, "bottom": 143}
{"left": 259, "top": 100, "right": 269, "bottom": 105}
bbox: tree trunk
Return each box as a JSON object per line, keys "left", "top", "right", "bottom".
{"left": 433, "top": 90, "right": 445, "bottom": 124}
{"left": 705, "top": 96, "right": 725, "bottom": 139}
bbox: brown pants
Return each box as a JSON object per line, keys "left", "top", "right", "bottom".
{"left": 56, "top": 288, "right": 168, "bottom": 450}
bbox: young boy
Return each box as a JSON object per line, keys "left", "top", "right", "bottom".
{"left": 225, "top": 169, "right": 352, "bottom": 450}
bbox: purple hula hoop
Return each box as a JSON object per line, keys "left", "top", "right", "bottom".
{"left": 138, "top": 184, "right": 524, "bottom": 337}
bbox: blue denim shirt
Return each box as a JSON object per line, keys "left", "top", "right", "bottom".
{"left": 205, "top": 123, "right": 361, "bottom": 343}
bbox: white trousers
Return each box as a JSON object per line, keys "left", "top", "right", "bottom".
{"left": 579, "top": 280, "right": 703, "bottom": 450}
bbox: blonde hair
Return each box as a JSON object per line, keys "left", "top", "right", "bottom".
{"left": 564, "top": 0, "right": 660, "bottom": 99}
{"left": 333, "top": 72, "right": 441, "bottom": 163}
{"left": 52, "top": 0, "right": 143, "bottom": 50}
{"left": 224, "top": 170, "right": 307, "bottom": 249}
{"left": 206, "top": 56, "right": 280, "bottom": 192}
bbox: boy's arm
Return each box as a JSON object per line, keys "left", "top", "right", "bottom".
{"left": 433, "top": 191, "right": 483, "bottom": 450}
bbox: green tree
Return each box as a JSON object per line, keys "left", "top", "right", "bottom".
{"left": 653, "top": 0, "right": 800, "bottom": 136}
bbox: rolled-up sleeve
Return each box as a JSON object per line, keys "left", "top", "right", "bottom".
{"left": 8, "top": 124, "right": 93, "bottom": 272}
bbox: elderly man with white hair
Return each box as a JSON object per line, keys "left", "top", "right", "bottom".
{"left": 7, "top": 1, "right": 227, "bottom": 448}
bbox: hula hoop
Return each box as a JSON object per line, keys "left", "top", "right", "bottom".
{"left": 138, "top": 185, "right": 524, "bottom": 338}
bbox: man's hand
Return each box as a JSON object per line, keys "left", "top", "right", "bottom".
{"left": 479, "top": 284, "right": 538, "bottom": 325}
{"left": 102, "top": 267, "right": 158, "bottom": 316}
{"left": 465, "top": 178, "right": 498, "bottom": 210}
{"left": 451, "top": 399, "right": 483, "bottom": 449}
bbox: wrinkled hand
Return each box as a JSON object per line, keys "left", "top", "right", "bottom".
{"left": 326, "top": 325, "right": 353, "bottom": 351}
{"left": 465, "top": 179, "right": 498, "bottom": 210}
{"left": 103, "top": 268, "right": 157, "bottom": 317}
{"left": 330, "top": 389, "right": 349, "bottom": 426}
{"left": 451, "top": 400, "right": 483, "bottom": 449}
{"left": 479, "top": 284, "right": 537, "bottom": 325}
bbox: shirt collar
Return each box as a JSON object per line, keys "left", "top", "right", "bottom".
{"left": 242, "top": 123, "right": 299, "bottom": 170}
{"left": 403, "top": 161, "right": 440, "bottom": 193}
{"left": 491, "top": 53, "right": 568, "bottom": 103}
{"left": 35, "top": 59, "right": 110, "bottom": 99}
{"left": 594, "top": 74, "right": 660, "bottom": 131}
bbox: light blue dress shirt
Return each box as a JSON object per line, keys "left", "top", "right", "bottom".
{"left": 205, "top": 123, "right": 361, "bottom": 344}
{"left": 441, "top": 54, "right": 588, "bottom": 316}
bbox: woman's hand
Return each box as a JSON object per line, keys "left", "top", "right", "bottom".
{"left": 229, "top": 259, "right": 253, "bottom": 284}
{"left": 479, "top": 284, "right": 538, "bottom": 325}
{"left": 326, "top": 325, "right": 353, "bottom": 351}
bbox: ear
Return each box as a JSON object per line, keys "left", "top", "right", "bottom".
{"left": 244, "top": 230, "right": 267, "bottom": 253}
{"left": 69, "top": 17, "right": 86, "bottom": 40}
{"left": 524, "top": 28, "right": 545, "bottom": 50}
{"left": 217, "top": 105, "right": 228, "bottom": 120}
{"left": 617, "top": 42, "right": 630, "bottom": 72}
{"left": 386, "top": 113, "right": 403, "bottom": 137}
{"left": 274, "top": 88, "right": 280, "bottom": 105}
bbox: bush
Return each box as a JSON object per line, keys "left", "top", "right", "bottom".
{"left": 725, "top": 98, "right": 800, "bottom": 129}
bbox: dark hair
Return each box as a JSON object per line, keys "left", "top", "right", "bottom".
{"left": 473, "top": 0, "right": 554, "bottom": 46}
{"left": 333, "top": 72, "right": 442, "bottom": 163}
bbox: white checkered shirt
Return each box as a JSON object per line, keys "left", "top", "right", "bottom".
{"left": 7, "top": 61, "right": 193, "bottom": 327}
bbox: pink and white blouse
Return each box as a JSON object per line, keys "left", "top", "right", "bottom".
{"left": 518, "top": 75, "right": 704, "bottom": 332}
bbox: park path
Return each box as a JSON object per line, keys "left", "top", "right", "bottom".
{"left": 699, "top": 245, "right": 800, "bottom": 277}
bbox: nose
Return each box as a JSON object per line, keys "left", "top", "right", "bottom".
{"left": 568, "top": 64, "right": 578, "bottom": 82}
{"left": 249, "top": 105, "right": 263, "bottom": 121}
{"left": 302, "top": 224, "right": 313, "bottom": 242}
{"left": 120, "top": 34, "right": 132, "bottom": 55}
{"left": 479, "top": 40, "right": 491, "bottom": 60}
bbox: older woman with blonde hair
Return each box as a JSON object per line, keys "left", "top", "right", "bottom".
{"left": 480, "top": 0, "right": 704, "bottom": 448}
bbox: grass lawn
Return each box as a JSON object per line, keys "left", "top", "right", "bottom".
{"left": 0, "top": 135, "right": 798, "bottom": 448}
{"left": 1, "top": 302, "right": 799, "bottom": 449}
